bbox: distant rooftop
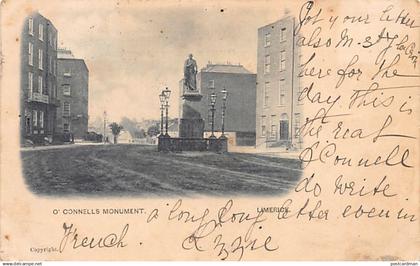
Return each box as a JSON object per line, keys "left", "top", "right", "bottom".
{"left": 200, "top": 63, "right": 253, "bottom": 74}
{"left": 57, "top": 48, "right": 75, "bottom": 59}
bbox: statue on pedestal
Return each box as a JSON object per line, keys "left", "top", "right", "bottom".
{"left": 184, "top": 54, "right": 197, "bottom": 91}
{"left": 179, "top": 53, "right": 204, "bottom": 139}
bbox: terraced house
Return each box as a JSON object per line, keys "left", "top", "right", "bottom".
{"left": 20, "top": 11, "right": 59, "bottom": 144}
{"left": 56, "top": 48, "right": 89, "bottom": 140}
{"left": 256, "top": 16, "right": 302, "bottom": 149}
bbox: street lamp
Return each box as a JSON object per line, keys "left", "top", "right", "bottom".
{"left": 159, "top": 92, "right": 165, "bottom": 136}
{"left": 220, "top": 88, "right": 228, "bottom": 137}
{"left": 209, "top": 91, "right": 217, "bottom": 138}
{"left": 162, "top": 87, "right": 171, "bottom": 136}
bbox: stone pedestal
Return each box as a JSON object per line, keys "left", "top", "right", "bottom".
{"left": 208, "top": 136, "right": 218, "bottom": 152}
{"left": 179, "top": 118, "right": 204, "bottom": 138}
{"left": 179, "top": 92, "right": 204, "bottom": 139}
{"left": 157, "top": 134, "right": 170, "bottom": 152}
{"left": 218, "top": 135, "right": 228, "bottom": 153}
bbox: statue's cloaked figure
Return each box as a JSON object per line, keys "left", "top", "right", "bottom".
{"left": 184, "top": 54, "right": 198, "bottom": 91}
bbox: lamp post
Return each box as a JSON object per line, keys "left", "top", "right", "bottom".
{"left": 209, "top": 92, "right": 217, "bottom": 138}
{"left": 159, "top": 92, "right": 165, "bottom": 136}
{"left": 162, "top": 87, "right": 171, "bottom": 137}
{"left": 220, "top": 88, "right": 228, "bottom": 137}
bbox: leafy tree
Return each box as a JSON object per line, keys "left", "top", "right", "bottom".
{"left": 134, "top": 129, "right": 146, "bottom": 138}
{"left": 109, "top": 122, "right": 123, "bottom": 144}
{"left": 147, "top": 124, "right": 160, "bottom": 137}
{"left": 120, "top": 117, "right": 139, "bottom": 136}
{"left": 140, "top": 129, "right": 146, "bottom": 138}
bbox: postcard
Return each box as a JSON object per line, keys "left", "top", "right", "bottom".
{"left": 0, "top": 0, "right": 418, "bottom": 261}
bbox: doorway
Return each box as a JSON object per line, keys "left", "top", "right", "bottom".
{"left": 279, "top": 113, "right": 289, "bottom": 140}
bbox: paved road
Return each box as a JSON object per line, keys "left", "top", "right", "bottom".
{"left": 21, "top": 144, "right": 302, "bottom": 197}
{"left": 20, "top": 142, "right": 108, "bottom": 151}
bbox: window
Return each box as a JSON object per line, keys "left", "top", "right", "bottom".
{"left": 28, "top": 72, "right": 33, "bottom": 95}
{"left": 48, "top": 80, "right": 52, "bottom": 96}
{"left": 264, "top": 55, "right": 271, "bottom": 74}
{"left": 38, "top": 49, "right": 43, "bottom": 70}
{"left": 63, "top": 102, "right": 70, "bottom": 117}
{"left": 63, "top": 85, "right": 71, "bottom": 96}
{"left": 39, "top": 111, "right": 44, "bottom": 128}
{"left": 270, "top": 115, "right": 277, "bottom": 139}
{"left": 49, "top": 56, "right": 52, "bottom": 73}
{"left": 33, "top": 110, "right": 38, "bottom": 127}
{"left": 264, "top": 32, "right": 271, "bottom": 47}
{"left": 279, "top": 50, "right": 286, "bottom": 71}
{"left": 28, "top": 42, "right": 33, "bottom": 66}
{"left": 25, "top": 116, "right": 31, "bottom": 134}
{"left": 53, "top": 83, "right": 57, "bottom": 98}
{"left": 280, "top": 28, "right": 287, "bottom": 42}
{"left": 63, "top": 123, "right": 70, "bottom": 132}
{"left": 264, "top": 82, "right": 270, "bottom": 107}
{"left": 48, "top": 33, "right": 53, "bottom": 47}
{"left": 208, "top": 80, "right": 215, "bottom": 89}
{"left": 279, "top": 79, "right": 286, "bottom": 105}
{"left": 63, "top": 67, "right": 71, "bottom": 77}
{"left": 38, "top": 76, "right": 43, "bottom": 93}
{"left": 28, "top": 17, "right": 33, "bottom": 35}
{"left": 294, "top": 113, "right": 301, "bottom": 138}
{"left": 38, "top": 23, "right": 43, "bottom": 41}
{"left": 261, "top": 116, "right": 266, "bottom": 137}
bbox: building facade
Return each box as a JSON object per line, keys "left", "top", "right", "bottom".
{"left": 256, "top": 16, "right": 302, "bottom": 149}
{"left": 56, "top": 49, "right": 89, "bottom": 139}
{"left": 179, "top": 63, "right": 257, "bottom": 146}
{"left": 20, "top": 12, "right": 59, "bottom": 144}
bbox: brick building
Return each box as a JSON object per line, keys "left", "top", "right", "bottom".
{"left": 179, "top": 63, "right": 257, "bottom": 146}
{"left": 20, "top": 12, "right": 59, "bottom": 144}
{"left": 256, "top": 16, "right": 302, "bottom": 149}
{"left": 56, "top": 48, "right": 89, "bottom": 139}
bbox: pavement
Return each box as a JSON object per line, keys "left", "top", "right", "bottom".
{"left": 228, "top": 145, "right": 301, "bottom": 159}
{"left": 20, "top": 142, "right": 107, "bottom": 151}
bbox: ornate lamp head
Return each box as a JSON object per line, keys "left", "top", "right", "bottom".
{"left": 163, "top": 87, "right": 171, "bottom": 100}
{"left": 221, "top": 88, "right": 228, "bottom": 100}
{"left": 159, "top": 92, "right": 166, "bottom": 105}
{"left": 210, "top": 92, "right": 217, "bottom": 105}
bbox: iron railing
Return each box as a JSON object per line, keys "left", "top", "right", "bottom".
{"left": 158, "top": 137, "right": 227, "bottom": 152}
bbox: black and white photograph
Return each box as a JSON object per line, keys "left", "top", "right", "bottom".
{"left": 18, "top": 5, "right": 304, "bottom": 197}
{"left": 0, "top": 0, "right": 418, "bottom": 262}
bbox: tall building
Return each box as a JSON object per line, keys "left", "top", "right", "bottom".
{"left": 56, "top": 48, "right": 89, "bottom": 139}
{"left": 256, "top": 16, "right": 302, "bottom": 149}
{"left": 179, "top": 63, "right": 257, "bottom": 146}
{"left": 20, "top": 12, "right": 59, "bottom": 144}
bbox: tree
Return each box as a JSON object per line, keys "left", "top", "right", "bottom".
{"left": 109, "top": 122, "right": 123, "bottom": 144}
{"left": 147, "top": 124, "right": 160, "bottom": 137}
{"left": 139, "top": 128, "right": 146, "bottom": 138}
{"left": 134, "top": 128, "right": 146, "bottom": 139}
{"left": 120, "top": 117, "right": 139, "bottom": 136}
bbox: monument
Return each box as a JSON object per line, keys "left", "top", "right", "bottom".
{"left": 179, "top": 54, "right": 204, "bottom": 139}
{"left": 158, "top": 54, "right": 227, "bottom": 152}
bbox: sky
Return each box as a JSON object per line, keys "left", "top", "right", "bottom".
{"left": 32, "top": 0, "right": 292, "bottom": 123}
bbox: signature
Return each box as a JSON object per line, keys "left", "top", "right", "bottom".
{"left": 59, "top": 223, "right": 129, "bottom": 252}
{"left": 169, "top": 199, "right": 278, "bottom": 260}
